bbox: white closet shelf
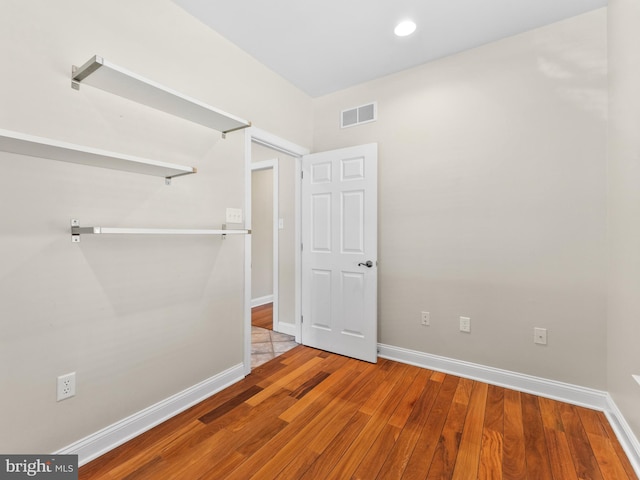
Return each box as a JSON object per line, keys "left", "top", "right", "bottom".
{"left": 72, "top": 55, "right": 251, "bottom": 135}
{"left": 0, "top": 128, "right": 196, "bottom": 182}
{"left": 70, "top": 219, "right": 250, "bottom": 242}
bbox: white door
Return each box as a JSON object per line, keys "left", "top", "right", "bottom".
{"left": 301, "top": 143, "right": 378, "bottom": 363}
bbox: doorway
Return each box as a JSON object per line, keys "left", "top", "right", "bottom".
{"left": 251, "top": 160, "right": 278, "bottom": 328}
{"left": 244, "top": 128, "right": 309, "bottom": 374}
{"left": 243, "top": 128, "right": 379, "bottom": 372}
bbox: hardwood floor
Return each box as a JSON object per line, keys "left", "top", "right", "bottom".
{"left": 251, "top": 303, "right": 273, "bottom": 330}
{"left": 79, "top": 347, "right": 637, "bottom": 479}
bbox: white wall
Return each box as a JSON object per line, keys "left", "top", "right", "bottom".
{"left": 277, "top": 153, "right": 297, "bottom": 327}
{"left": 251, "top": 169, "right": 274, "bottom": 300}
{"left": 313, "top": 9, "right": 608, "bottom": 388}
{"left": 0, "top": 0, "right": 312, "bottom": 454}
{"left": 607, "top": 0, "right": 640, "bottom": 441}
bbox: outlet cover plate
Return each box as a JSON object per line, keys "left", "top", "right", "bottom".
{"left": 421, "top": 311, "right": 430, "bottom": 326}
{"left": 57, "top": 372, "right": 76, "bottom": 401}
{"left": 534, "top": 327, "right": 548, "bottom": 345}
{"left": 459, "top": 316, "right": 471, "bottom": 333}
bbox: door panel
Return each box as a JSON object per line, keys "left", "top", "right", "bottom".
{"left": 311, "top": 194, "right": 332, "bottom": 251}
{"left": 342, "top": 190, "right": 364, "bottom": 253}
{"left": 302, "top": 143, "right": 377, "bottom": 363}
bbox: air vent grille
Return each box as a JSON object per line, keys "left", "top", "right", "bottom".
{"left": 341, "top": 102, "right": 377, "bottom": 128}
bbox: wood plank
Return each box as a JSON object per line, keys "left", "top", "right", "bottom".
{"left": 502, "top": 389, "right": 528, "bottom": 480}
{"left": 403, "top": 374, "right": 461, "bottom": 480}
{"left": 269, "top": 362, "right": 398, "bottom": 479}
{"left": 452, "top": 381, "right": 489, "bottom": 480}
{"left": 578, "top": 404, "right": 634, "bottom": 480}
{"left": 289, "top": 371, "right": 331, "bottom": 399}
{"left": 223, "top": 365, "right": 370, "bottom": 479}
{"left": 350, "top": 424, "right": 401, "bottom": 480}
{"left": 225, "top": 388, "right": 297, "bottom": 434}
{"left": 248, "top": 368, "right": 388, "bottom": 479}
{"left": 247, "top": 356, "right": 325, "bottom": 405}
{"left": 298, "top": 412, "right": 371, "bottom": 480}
{"left": 598, "top": 411, "right": 640, "bottom": 480}
{"left": 543, "top": 427, "right": 580, "bottom": 480}
{"left": 387, "top": 368, "right": 433, "bottom": 429}
{"left": 251, "top": 303, "right": 273, "bottom": 329}
{"left": 194, "top": 452, "right": 246, "bottom": 480}
{"left": 478, "top": 384, "right": 504, "bottom": 480}
{"left": 374, "top": 373, "right": 443, "bottom": 479}
{"left": 426, "top": 378, "right": 474, "bottom": 479}
{"left": 254, "top": 348, "right": 324, "bottom": 385}
{"left": 538, "top": 396, "right": 565, "bottom": 432}
{"left": 198, "top": 384, "right": 263, "bottom": 424}
{"left": 296, "top": 363, "right": 399, "bottom": 479}
{"left": 587, "top": 432, "right": 633, "bottom": 480}
{"left": 536, "top": 395, "right": 582, "bottom": 479}
{"left": 559, "top": 402, "right": 605, "bottom": 480}
{"left": 278, "top": 358, "right": 372, "bottom": 423}
{"left": 87, "top": 417, "right": 210, "bottom": 480}
{"left": 521, "top": 392, "right": 553, "bottom": 480}
{"left": 120, "top": 456, "right": 165, "bottom": 480}
{"left": 323, "top": 363, "right": 418, "bottom": 479}
{"left": 578, "top": 405, "right": 612, "bottom": 438}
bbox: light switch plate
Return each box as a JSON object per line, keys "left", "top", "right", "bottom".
{"left": 226, "top": 208, "right": 243, "bottom": 224}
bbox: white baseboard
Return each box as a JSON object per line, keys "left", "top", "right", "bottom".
{"left": 378, "top": 343, "right": 640, "bottom": 477}
{"left": 251, "top": 295, "right": 273, "bottom": 308}
{"left": 275, "top": 321, "right": 296, "bottom": 337}
{"left": 378, "top": 344, "right": 609, "bottom": 410}
{"left": 55, "top": 363, "right": 245, "bottom": 467}
{"left": 604, "top": 396, "right": 640, "bottom": 476}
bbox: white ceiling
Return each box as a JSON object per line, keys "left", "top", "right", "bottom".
{"left": 173, "top": 0, "right": 607, "bottom": 98}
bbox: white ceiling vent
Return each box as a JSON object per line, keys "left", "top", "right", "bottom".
{"left": 341, "top": 102, "right": 377, "bottom": 128}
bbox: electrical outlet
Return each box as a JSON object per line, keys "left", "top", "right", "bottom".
{"left": 421, "top": 311, "right": 430, "bottom": 326}
{"left": 225, "top": 208, "right": 243, "bottom": 224}
{"left": 534, "top": 327, "right": 548, "bottom": 345}
{"left": 57, "top": 372, "right": 76, "bottom": 401}
{"left": 459, "top": 316, "right": 471, "bottom": 333}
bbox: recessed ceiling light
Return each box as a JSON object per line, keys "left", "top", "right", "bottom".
{"left": 394, "top": 20, "right": 417, "bottom": 37}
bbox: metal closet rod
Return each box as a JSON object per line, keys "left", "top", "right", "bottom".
{"left": 70, "top": 219, "right": 250, "bottom": 243}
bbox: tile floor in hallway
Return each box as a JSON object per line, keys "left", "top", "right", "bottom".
{"left": 251, "top": 326, "right": 298, "bottom": 368}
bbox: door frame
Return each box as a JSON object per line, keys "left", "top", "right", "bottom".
{"left": 250, "top": 159, "right": 279, "bottom": 330}
{"left": 244, "top": 127, "right": 310, "bottom": 375}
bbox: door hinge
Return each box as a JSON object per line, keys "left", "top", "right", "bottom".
{"left": 301, "top": 315, "right": 304, "bottom": 323}
{"left": 301, "top": 243, "right": 303, "bottom": 251}
{"left": 301, "top": 171, "right": 304, "bottom": 180}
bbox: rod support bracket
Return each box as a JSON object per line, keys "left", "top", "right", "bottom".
{"left": 71, "top": 65, "right": 80, "bottom": 90}
{"left": 71, "top": 218, "right": 80, "bottom": 242}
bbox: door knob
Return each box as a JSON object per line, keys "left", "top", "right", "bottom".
{"left": 358, "top": 260, "right": 374, "bottom": 268}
